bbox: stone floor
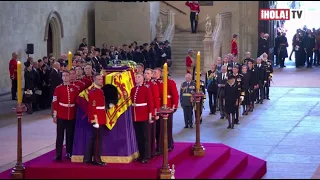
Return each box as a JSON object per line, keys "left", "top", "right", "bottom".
{"left": 1, "top": 61, "right": 320, "bottom": 179}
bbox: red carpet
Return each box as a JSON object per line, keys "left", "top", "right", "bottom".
{"left": 0, "top": 142, "right": 266, "bottom": 179}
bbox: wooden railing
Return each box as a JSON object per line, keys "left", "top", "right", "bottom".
{"left": 161, "top": 1, "right": 187, "bottom": 15}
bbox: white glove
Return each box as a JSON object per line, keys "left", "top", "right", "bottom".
{"left": 240, "top": 96, "right": 244, "bottom": 101}
{"left": 93, "top": 123, "right": 99, "bottom": 129}
{"left": 109, "top": 103, "right": 115, "bottom": 109}
{"left": 161, "top": 53, "right": 166, "bottom": 57}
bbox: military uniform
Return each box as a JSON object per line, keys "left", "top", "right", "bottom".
{"left": 83, "top": 84, "right": 107, "bottom": 166}
{"left": 205, "top": 69, "right": 218, "bottom": 114}
{"left": 180, "top": 81, "right": 196, "bottom": 128}
{"left": 83, "top": 75, "right": 94, "bottom": 89}
{"left": 52, "top": 83, "right": 79, "bottom": 160}
{"left": 71, "top": 80, "right": 86, "bottom": 92}
{"left": 262, "top": 59, "right": 273, "bottom": 100}
{"left": 193, "top": 79, "right": 206, "bottom": 124}
{"left": 130, "top": 84, "right": 154, "bottom": 164}
{"left": 234, "top": 73, "right": 245, "bottom": 124}
{"left": 144, "top": 79, "right": 160, "bottom": 159}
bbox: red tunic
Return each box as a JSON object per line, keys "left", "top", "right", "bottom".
{"left": 88, "top": 85, "right": 107, "bottom": 125}
{"left": 144, "top": 79, "right": 160, "bottom": 115}
{"left": 186, "top": 56, "right": 193, "bottom": 73}
{"left": 167, "top": 79, "right": 179, "bottom": 109}
{"left": 52, "top": 84, "right": 79, "bottom": 120}
{"left": 83, "top": 75, "right": 93, "bottom": 89}
{"left": 130, "top": 85, "right": 154, "bottom": 122}
{"left": 71, "top": 80, "right": 86, "bottom": 92}
{"left": 155, "top": 78, "right": 179, "bottom": 109}
{"left": 185, "top": 1, "right": 200, "bottom": 13}
{"left": 231, "top": 38, "right": 238, "bottom": 57}
{"left": 9, "top": 58, "right": 17, "bottom": 80}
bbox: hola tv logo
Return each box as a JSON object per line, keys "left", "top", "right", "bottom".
{"left": 260, "top": 9, "right": 305, "bottom": 20}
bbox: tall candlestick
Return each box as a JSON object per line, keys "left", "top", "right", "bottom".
{"left": 196, "top": 51, "right": 201, "bottom": 91}
{"left": 68, "top": 51, "right": 73, "bottom": 70}
{"left": 163, "top": 63, "right": 168, "bottom": 106}
{"left": 17, "top": 61, "right": 22, "bottom": 104}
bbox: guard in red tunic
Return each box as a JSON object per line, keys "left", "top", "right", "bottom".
{"left": 131, "top": 73, "right": 154, "bottom": 164}
{"left": 9, "top": 52, "right": 18, "bottom": 100}
{"left": 83, "top": 64, "right": 94, "bottom": 89}
{"left": 144, "top": 68, "right": 160, "bottom": 159}
{"left": 83, "top": 74, "right": 107, "bottom": 166}
{"left": 153, "top": 68, "right": 179, "bottom": 155}
{"left": 70, "top": 69, "right": 86, "bottom": 92}
{"left": 231, "top": 34, "right": 238, "bottom": 57}
{"left": 185, "top": 1, "right": 200, "bottom": 33}
{"left": 52, "top": 71, "right": 79, "bottom": 161}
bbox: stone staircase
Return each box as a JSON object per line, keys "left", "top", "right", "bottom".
{"left": 170, "top": 31, "right": 205, "bottom": 74}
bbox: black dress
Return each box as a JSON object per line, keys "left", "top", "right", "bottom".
{"left": 22, "top": 70, "right": 36, "bottom": 103}
{"left": 241, "top": 72, "right": 251, "bottom": 105}
{"left": 248, "top": 68, "right": 257, "bottom": 104}
{"left": 224, "top": 81, "right": 239, "bottom": 114}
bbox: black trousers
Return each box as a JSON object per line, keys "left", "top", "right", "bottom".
{"left": 264, "top": 80, "right": 270, "bottom": 98}
{"left": 307, "top": 54, "right": 313, "bottom": 67}
{"left": 256, "top": 82, "right": 264, "bottom": 102}
{"left": 315, "top": 50, "right": 320, "bottom": 65}
{"left": 11, "top": 79, "right": 17, "bottom": 100}
{"left": 149, "top": 122, "right": 156, "bottom": 157}
{"left": 56, "top": 119, "right": 75, "bottom": 157}
{"left": 190, "top": 12, "right": 198, "bottom": 33}
{"left": 235, "top": 99, "right": 240, "bottom": 122}
{"left": 134, "top": 121, "right": 148, "bottom": 160}
{"left": 208, "top": 92, "right": 217, "bottom": 113}
{"left": 183, "top": 106, "right": 193, "bottom": 127}
{"left": 219, "top": 96, "right": 225, "bottom": 117}
{"left": 84, "top": 125, "right": 105, "bottom": 163}
{"left": 156, "top": 114, "right": 174, "bottom": 154}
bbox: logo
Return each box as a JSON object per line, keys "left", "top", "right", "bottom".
{"left": 259, "top": 9, "right": 305, "bottom": 20}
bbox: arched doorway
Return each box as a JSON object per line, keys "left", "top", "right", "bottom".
{"left": 44, "top": 11, "right": 64, "bottom": 59}
{"left": 47, "top": 24, "right": 53, "bottom": 56}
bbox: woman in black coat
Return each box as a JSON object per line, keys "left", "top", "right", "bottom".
{"left": 224, "top": 75, "right": 239, "bottom": 129}
{"left": 23, "top": 61, "right": 36, "bottom": 114}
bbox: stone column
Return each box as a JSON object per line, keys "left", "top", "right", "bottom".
{"left": 203, "top": 15, "right": 213, "bottom": 72}
{"left": 156, "top": 15, "right": 164, "bottom": 42}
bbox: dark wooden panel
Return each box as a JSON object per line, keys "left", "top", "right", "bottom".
{"left": 199, "top": 1, "right": 213, "bottom": 6}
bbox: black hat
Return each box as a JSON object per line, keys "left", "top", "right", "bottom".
{"left": 164, "top": 40, "right": 169, "bottom": 44}
{"left": 228, "top": 75, "right": 235, "bottom": 80}
{"left": 150, "top": 42, "right": 155, "bottom": 46}
{"left": 94, "top": 48, "right": 100, "bottom": 52}
{"left": 101, "top": 52, "right": 107, "bottom": 56}
{"left": 61, "top": 63, "right": 67, "bottom": 67}
{"left": 159, "top": 42, "right": 164, "bottom": 46}
{"left": 24, "top": 61, "right": 31, "bottom": 67}
{"left": 139, "top": 45, "right": 144, "bottom": 50}
{"left": 143, "top": 43, "right": 149, "bottom": 46}
{"left": 74, "top": 53, "right": 81, "bottom": 56}
{"left": 122, "top": 44, "right": 127, "bottom": 47}
{"left": 101, "top": 84, "right": 119, "bottom": 110}
{"left": 85, "top": 57, "right": 91, "bottom": 62}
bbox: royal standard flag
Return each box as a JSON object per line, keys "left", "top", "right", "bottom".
{"left": 77, "top": 70, "right": 134, "bottom": 130}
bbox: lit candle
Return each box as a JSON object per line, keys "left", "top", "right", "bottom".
{"left": 68, "top": 51, "right": 72, "bottom": 70}
{"left": 17, "top": 61, "right": 22, "bottom": 104}
{"left": 163, "top": 63, "right": 168, "bottom": 106}
{"left": 196, "top": 51, "right": 201, "bottom": 91}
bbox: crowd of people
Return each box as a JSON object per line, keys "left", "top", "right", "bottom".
{"left": 183, "top": 49, "right": 273, "bottom": 129}
{"left": 8, "top": 37, "right": 176, "bottom": 165}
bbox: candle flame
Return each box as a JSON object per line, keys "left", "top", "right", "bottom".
{"left": 198, "top": 51, "right": 200, "bottom": 55}
{"left": 17, "top": 61, "right": 21, "bottom": 64}
{"left": 68, "top": 51, "right": 72, "bottom": 54}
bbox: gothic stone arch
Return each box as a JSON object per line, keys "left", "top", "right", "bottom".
{"left": 44, "top": 11, "right": 64, "bottom": 59}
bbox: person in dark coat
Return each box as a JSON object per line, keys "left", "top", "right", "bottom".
{"left": 142, "top": 43, "right": 150, "bottom": 68}
{"left": 23, "top": 61, "right": 36, "bottom": 114}
{"left": 216, "top": 65, "right": 228, "bottom": 119}
{"left": 240, "top": 65, "right": 251, "bottom": 115}
{"left": 148, "top": 42, "right": 157, "bottom": 69}
{"left": 49, "top": 62, "right": 63, "bottom": 105}
{"left": 274, "top": 32, "right": 281, "bottom": 66}
{"left": 133, "top": 46, "right": 145, "bottom": 65}
{"left": 305, "top": 30, "right": 316, "bottom": 68}
{"left": 247, "top": 59, "right": 257, "bottom": 112}
{"left": 39, "top": 64, "right": 51, "bottom": 109}
{"left": 32, "top": 61, "right": 41, "bottom": 111}
{"left": 205, "top": 64, "right": 218, "bottom": 115}
{"left": 224, "top": 75, "right": 239, "bottom": 129}
{"left": 279, "top": 33, "right": 289, "bottom": 68}
{"left": 164, "top": 40, "right": 172, "bottom": 68}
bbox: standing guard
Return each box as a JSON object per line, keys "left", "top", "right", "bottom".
{"left": 261, "top": 53, "right": 273, "bottom": 100}
{"left": 52, "top": 71, "right": 79, "bottom": 161}
{"left": 180, "top": 73, "right": 195, "bottom": 128}
{"left": 193, "top": 72, "right": 206, "bottom": 124}
{"left": 83, "top": 74, "right": 108, "bottom": 166}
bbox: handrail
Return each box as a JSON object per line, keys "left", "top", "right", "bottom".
{"left": 161, "top": 1, "right": 187, "bottom": 15}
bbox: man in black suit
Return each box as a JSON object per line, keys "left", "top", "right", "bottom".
{"left": 258, "top": 32, "right": 265, "bottom": 57}
{"left": 50, "top": 62, "right": 63, "bottom": 105}
{"left": 254, "top": 57, "right": 267, "bottom": 104}
{"left": 79, "top": 38, "right": 87, "bottom": 50}
{"left": 216, "top": 65, "right": 228, "bottom": 119}
{"left": 205, "top": 64, "right": 218, "bottom": 114}
{"left": 228, "top": 56, "right": 242, "bottom": 74}
{"left": 304, "top": 29, "right": 316, "bottom": 68}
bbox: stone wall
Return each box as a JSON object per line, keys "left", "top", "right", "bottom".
{"left": 95, "top": 1, "right": 159, "bottom": 47}
{"left": 0, "top": 1, "right": 94, "bottom": 94}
